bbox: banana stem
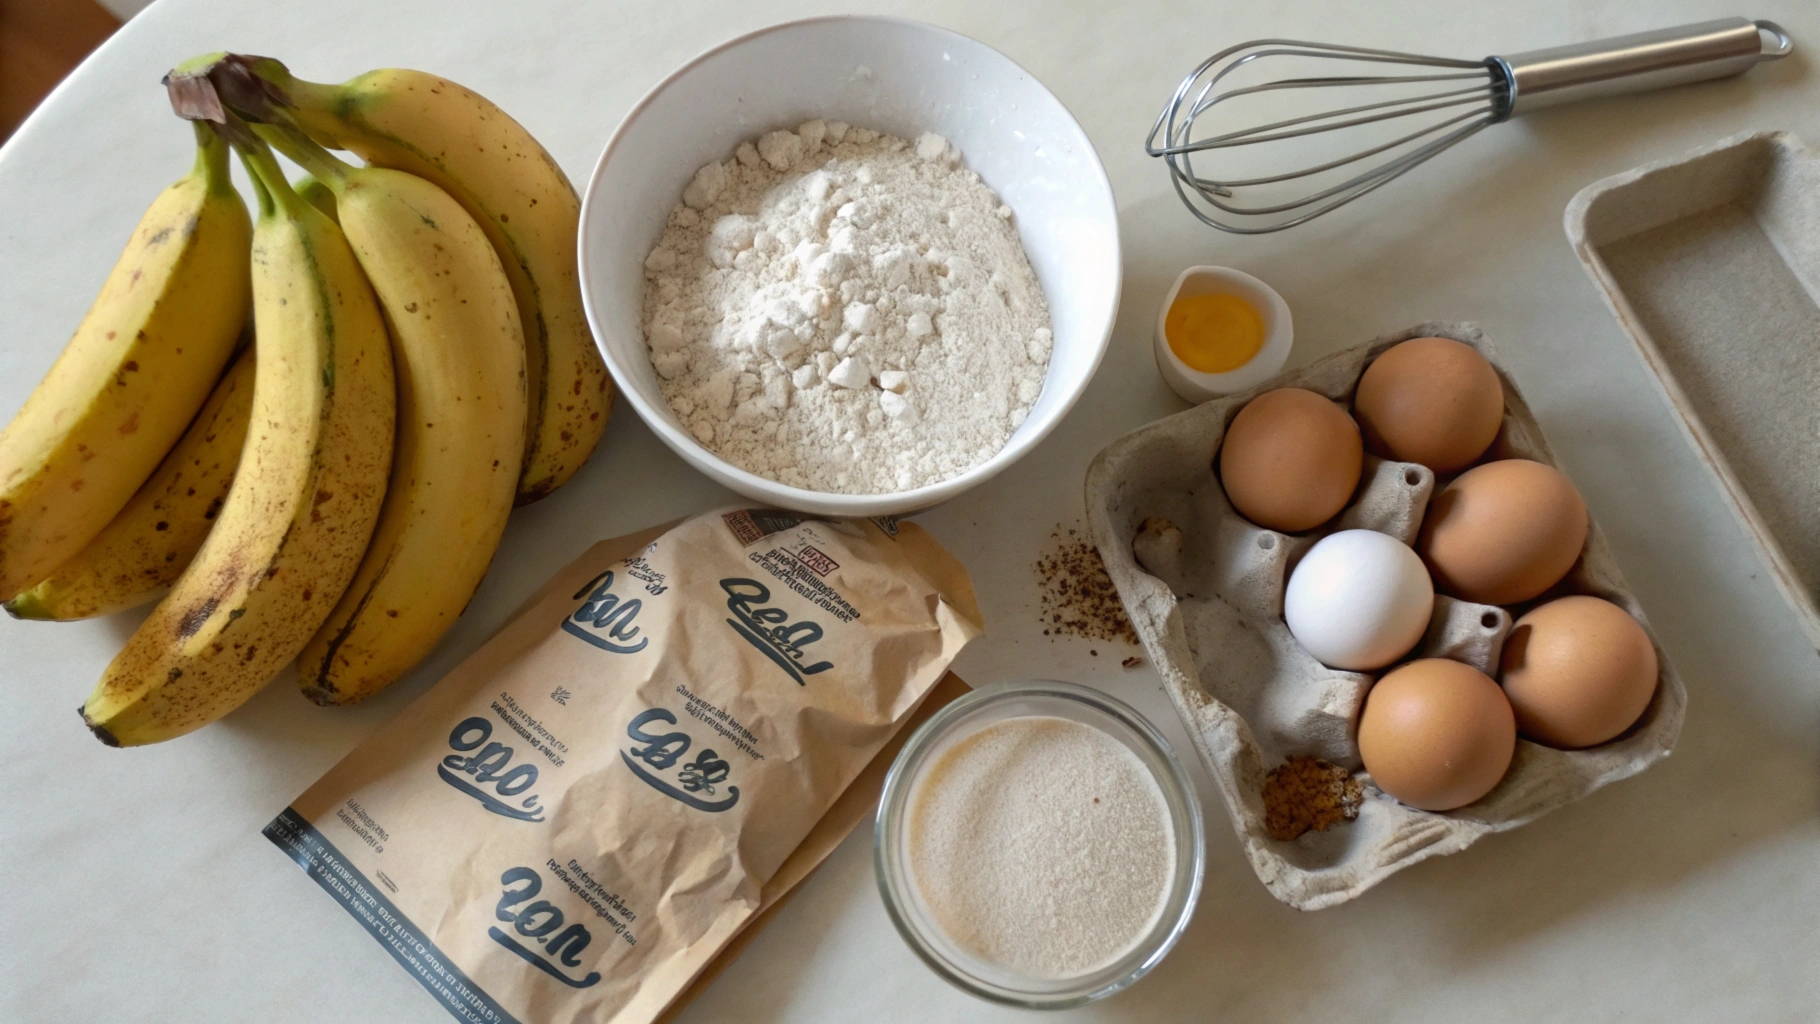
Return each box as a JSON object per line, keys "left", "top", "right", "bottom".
{"left": 247, "top": 119, "right": 356, "bottom": 191}
{"left": 201, "top": 55, "right": 340, "bottom": 141}
{"left": 220, "top": 59, "right": 354, "bottom": 160}
{"left": 224, "top": 121, "right": 310, "bottom": 221}
{"left": 166, "top": 51, "right": 357, "bottom": 192}
{"left": 191, "top": 120, "right": 237, "bottom": 195}
{"left": 249, "top": 66, "right": 347, "bottom": 143}
{"left": 237, "top": 150, "right": 276, "bottom": 220}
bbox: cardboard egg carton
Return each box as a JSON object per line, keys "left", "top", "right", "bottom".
{"left": 1085, "top": 322, "right": 1686, "bottom": 910}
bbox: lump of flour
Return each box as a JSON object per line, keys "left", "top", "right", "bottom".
{"left": 641, "top": 121, "right": 1053, "bottom": 494}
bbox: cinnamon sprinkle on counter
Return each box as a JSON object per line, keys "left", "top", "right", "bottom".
{"left": 1034, "top": 525, "right": 1140, "bottom": 646}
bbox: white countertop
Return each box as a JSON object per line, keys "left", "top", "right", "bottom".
{"left": 3, "top": 0, "right": 1816, "bottom": 1020}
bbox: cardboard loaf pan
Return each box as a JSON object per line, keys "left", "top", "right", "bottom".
{"left": 1566, "top": 131, "right": 1820, "bottom": 649}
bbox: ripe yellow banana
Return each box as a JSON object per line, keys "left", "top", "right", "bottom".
{"left": 240, "top": 115, "right": 527, "bottom": 705}
{"left": 7, "top": 343, "right": 255, "bottom": 621}
{"left": 81, "top": 127, "right": 395, "bottom": 746}
{"left": 0, "top": 123, "right": 250, "bottom": 600}
{"left": 234, "top": 55, "right": 610, "bottom": 504}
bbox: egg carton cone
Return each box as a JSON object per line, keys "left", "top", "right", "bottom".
{"left": 1084, "top": 322, "right": 1686, "bottom": 910}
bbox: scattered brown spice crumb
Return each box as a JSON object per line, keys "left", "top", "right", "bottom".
{"left": 1034, "top": 524, "right": 1141, "bottom": 646}
{"left": 1121, "top": 656, "right": 1143, "bottom": 669}
{"left": 1262, "top": 756, "right": 1363, "bottom": 842}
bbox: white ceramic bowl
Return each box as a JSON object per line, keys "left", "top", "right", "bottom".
{"left": 578, "top": 16, "right": 1120, "bottom": 516}
{"left": 1153, "top": 265, "right": 1292, "bottom": 403}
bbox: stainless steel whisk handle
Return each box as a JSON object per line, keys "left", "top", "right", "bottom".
{"left": 1493, "top": 17, "right": 1792, "bottom": 117}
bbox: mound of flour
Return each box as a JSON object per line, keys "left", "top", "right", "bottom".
{"left": 640, "top": 121, "right": 1053, "bottom": 494}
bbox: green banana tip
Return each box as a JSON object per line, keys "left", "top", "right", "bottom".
{"left": 3, "top": 593, "right": 51, "bottom": 620}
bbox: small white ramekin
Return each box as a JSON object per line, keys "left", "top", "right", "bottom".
{"left": 1153, "top": 265, "right": 1293, "bottom": 403}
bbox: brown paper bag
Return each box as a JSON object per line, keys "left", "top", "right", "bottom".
{"left": 264, "top": 509, "right": 982, "bottom": 1024}
{"left": 654, "top": 669, "right": 971, "bottom": 1024}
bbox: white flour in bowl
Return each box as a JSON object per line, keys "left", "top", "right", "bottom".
{"left": 907, "top": 715, "right": 1174, "bottom": 978}
{"left": 640, "top": 121, "right": 1053, "bottom": 494}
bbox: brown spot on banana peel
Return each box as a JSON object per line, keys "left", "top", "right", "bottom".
{"left": 302, "top": 547, "right": 398, "bottom": 704}
{"left": 515, "top": 480, "right": 554, "bottom": 506}
{"left": 176, "top": 597, "right": 220, "bottom": 639}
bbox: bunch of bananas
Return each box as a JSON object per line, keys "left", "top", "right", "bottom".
{"left": 0, "top": 54, "right": 614, "bottom": 745}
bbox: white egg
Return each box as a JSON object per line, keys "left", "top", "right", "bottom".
{"left": 1284, "top": 529, "right": 1434, "bottom": 671}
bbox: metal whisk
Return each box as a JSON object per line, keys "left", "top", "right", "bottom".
{"left": 1148, "top": 17, "right": 1792, "bottom": 233}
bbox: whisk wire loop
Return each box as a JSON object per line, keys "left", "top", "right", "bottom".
{"left": 1152, "top": 19, "right": 1791, "bottom": 233}
{"left": 1177, "top": 83, "right": 1498, "bottom": 151}
{"left": 1193, "top": 106, "right": 1497, "bottom": 190}
{"left": 1171, "top": 112, "right": 1495, "bottom": 227}
{"left": 1157, "top": 47, "right": 1493, "bottom": 148}
{"left": 1147, "top": 38, "right": 1507, "bottom": 233}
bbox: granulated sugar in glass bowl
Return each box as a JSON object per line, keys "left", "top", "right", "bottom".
{"left": 908, "top": 714, "right": 1170, "bottom": 977}
{"left": 579, "top": 16, "right": 1120, "bottom": 517}
{"left": 875, "top": 681, "right": 1203, "bottom": 1007}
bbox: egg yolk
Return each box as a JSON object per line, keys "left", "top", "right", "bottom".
{"left": 1166, "top": 293, "right": 1265, "bottom": 373}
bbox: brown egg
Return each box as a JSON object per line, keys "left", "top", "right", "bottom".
{"left": 1218, "top": 388, "right": 1363, "bottom": 533}
{"left": 1358, "top": 658, "right": 1516, "bottom": 811}
{"left": 1353, "top": 337, "right": 1505, "bottom": 472}
{"left": 1501, "top": 595, "right": 1658, "bottom": 748}
{"left": 1418, "top": 459, "right": 1587, "bottom": 605}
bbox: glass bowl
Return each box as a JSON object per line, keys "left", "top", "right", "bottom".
{"left": 874, "top": 680, "right": 1204, "bottom": 1008}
